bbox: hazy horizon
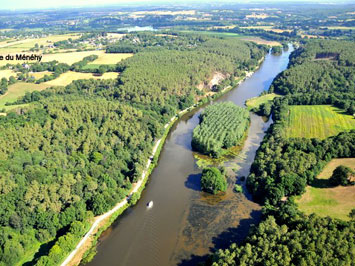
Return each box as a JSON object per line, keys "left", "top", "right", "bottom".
{"left": 1, "top": 0, "right": 354, "bottom": 11}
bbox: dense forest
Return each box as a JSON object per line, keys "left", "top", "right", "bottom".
{"left": 269, "top": 40, "right": 355, "bottom": 115}
{"left": 192, "top": 102, "right": 249, "bottom": 157}
{"left": 210, "top": 39, "right": 355, "bottom": 265}
{"left": 0, "top": 35, "right": 264, "bottom": 265}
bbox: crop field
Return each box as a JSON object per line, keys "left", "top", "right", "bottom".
{"left": 45, "top": 71, "right": 118, "bottom": 86}
{"left": 87, "top": 53, "right": 133, "bottom": 65}
{"left": 0, "top": 82, "right": 49, "bottom": 110}
{"left": 0, "top": 69, "right": 17, "bottom": 79}
{"left": 30, "top": 71, "right": 53, "bottom": 79}
{"left": 240, "top": 36, "right": 282, "bottom": 46}
{"left": 0, "top": 34, "right": 80, "bottom": 57}
{"left": 41, "top": 50, "right": 103, "bottom": 65}
{"left": 0, "top": 34, "right": 79, "bottom": 50}
{"left": 245, "top": 93, "right": 281, "bottom": 110}
{"left": 284, "top": 105, "right": 355, "bottom": 139}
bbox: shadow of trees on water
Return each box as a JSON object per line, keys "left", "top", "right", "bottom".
{"left": 177, "top": 210, "right": 261, "bottom": 266}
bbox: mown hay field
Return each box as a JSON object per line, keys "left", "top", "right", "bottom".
{"left": 296, "top": 158, "right": 355, "bottom": 221}
{"left": 45, "top": 71, "right": 118, "bottom": 86}
{"left": 87, "top": 53, "right": 133, "bottom": 65}
{"left": 0, "top": 69, "right": 17, "bottom": 79}
{"left": 0, "top": 82, "right": 49, "bottom": 110}
{"left": 41, "top": 50, "right": 104, "bottom": 65}
{"left": 284, "top": 105, "right": 355, "bottom": 139}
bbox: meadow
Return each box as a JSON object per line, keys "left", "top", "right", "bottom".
{"left": 245, "top": 93, "right": 280, "bottom": 110}
{"left": 296, "top": 158, "right": 355, "bottom": 220}
{"left": 284, "top": 105, "right": 355, "bottom": 139}
{"left": 0, "top": 82, "right": 49, "bottom": 110}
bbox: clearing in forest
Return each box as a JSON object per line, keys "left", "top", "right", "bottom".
{"left": 0, "top": 82, "right": 49, "bottom": 110}
{"left": 87, "top": 53, "right": 133, "bottom": 65}
{"left": 284, "top": 105, "right": 355, "bottom": 139}
{"left": 296, "top": 158, "right": 355, "bottom": 221}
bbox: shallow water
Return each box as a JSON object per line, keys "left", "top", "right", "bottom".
{"left": 86, "top": 45, "right": 293, "bottom": 266}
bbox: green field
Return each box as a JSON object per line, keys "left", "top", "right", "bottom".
{"left": 296, "top": 158, "right": 355, "bottom": 221}
{"left": 82, "top": 64, "right": 115, "bottom": 70}
{"left": 284, "top": 105, "right": 355, "bottom": 139}
{"left": 245, "top": 93, "right": 281, "bottom": 110}
{"left": 0, "top": 82, "right": 49, "bottom": 110}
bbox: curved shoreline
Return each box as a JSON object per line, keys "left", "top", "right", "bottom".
{"left": 60, "top": 60, "right": 264, "bottom": 266}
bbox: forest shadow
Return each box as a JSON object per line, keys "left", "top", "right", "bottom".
{"left": 174, "top": 130, "right": 193, "bottom": 150}
{"left": 177, "top": 210, "right": 261, "bottom": 266}
{"left": 185, "top": 173, "right": 202, "bottom": 192}
{"left": 24, "top": 226, "right": 69, "bottom": 265}
{"left": 311, "top": 178, "right": 332, "bottom": 188}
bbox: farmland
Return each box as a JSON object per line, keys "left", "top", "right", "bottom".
{"left": 0, "top": 50, "right": 132, "bottom": 66}
{"left": 45, "top": 71, "right": 118, "bottom": 86}
{"left": 0, "top": 33, "right": 80, "bottom": 57}
{"left": 296, "top": 158, "right": 355, "bottom": 221}
{"left": 0, "top": 82, "right": 49, "bottom": 110}
{"left": 239, "top": 36, "right": 281, "bottom": 46}
{"left": 284, "top": 105, "right": 355, "bottom": 139}
{"left": 0, "top": 72, "right": 118, "bottom": 109}
{"left": 41, "top": 50, "right": 103, "bottom": 65}
{"left": 87, "top": 53, "right": 133, "bottom": 65}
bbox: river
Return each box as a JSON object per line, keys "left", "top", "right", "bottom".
{"left": 86, "top": 44, "right": 293, "bottom": 266}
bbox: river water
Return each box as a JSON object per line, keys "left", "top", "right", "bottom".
{"left": 86, "top": 45, "right": 293, "bottom": 266}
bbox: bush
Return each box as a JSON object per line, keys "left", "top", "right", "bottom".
{"left": 329, "top": 165, "right": 354, "bottom": 186}
{"left": 201, "top": 167, "right": 227, "bottom": 194}
{"left": 129, "top": 192, "right": 140, "bottom": 206}
{"left": 234, "top": 184, "right": 243, "bottom": 193}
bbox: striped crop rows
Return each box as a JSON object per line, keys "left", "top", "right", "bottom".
{"left": 192, "top": 102, "right": 249, "bottom": 157}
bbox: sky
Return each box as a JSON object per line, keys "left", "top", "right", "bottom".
{"left": 0, "top": 0, "right": 352, "bottom": 11}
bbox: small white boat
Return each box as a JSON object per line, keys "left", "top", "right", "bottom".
{"left": 147, "top": 201, "right": 153, "bottom": 208}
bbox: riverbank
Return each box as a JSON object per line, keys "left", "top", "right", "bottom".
{"left": 60, "top": 59, "right": 265, "bottom": 266}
